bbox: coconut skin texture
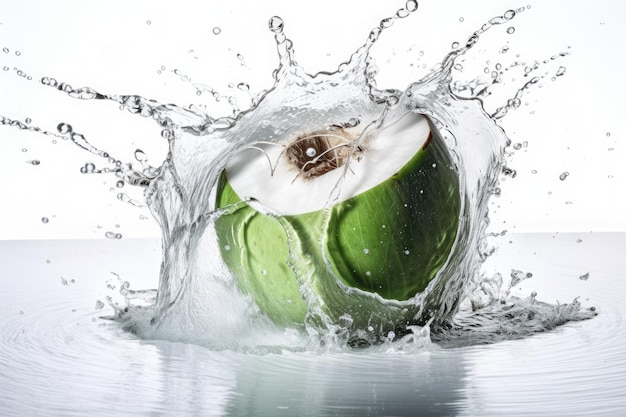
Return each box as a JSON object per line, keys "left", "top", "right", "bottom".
{"left": 214, "top": 117, "right": 460, "bottom": 329}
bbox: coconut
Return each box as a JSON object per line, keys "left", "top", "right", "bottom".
{"left": 215, "top": 111, "right": 460, "bottom": 329}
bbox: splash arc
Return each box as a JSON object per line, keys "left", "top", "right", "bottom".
{"left": 4, "top": 2, "right": 593, "bottom": 347}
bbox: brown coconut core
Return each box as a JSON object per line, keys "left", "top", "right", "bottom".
{"left": 284, "top": 129, "right": 364, "bottom": 180}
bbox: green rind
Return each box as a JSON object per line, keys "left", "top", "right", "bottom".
{"left": 215, "top": 121, "right": 460, "bottom": 329}
{"left": 324, "top": 126, "right": 460, "bottom": 299}
{"left": 214, "top": 197, "right": 308, "bottom": 326}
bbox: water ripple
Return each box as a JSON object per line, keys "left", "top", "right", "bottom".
{"left": 1, "top": 235, "right": 625, "bottom": 416}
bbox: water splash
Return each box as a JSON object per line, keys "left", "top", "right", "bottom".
{"left": 1, "top": 1, "right": 595, "bottom": 350}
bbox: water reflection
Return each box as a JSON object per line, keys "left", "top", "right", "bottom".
{"left": 150, "top": 342, "right": 238, "bottom": 416}
{"left": 147, "top": 342, "right": 466, "bottom": 416}
{"left": 227, "top": 351, "right": 464, "bottom": 416}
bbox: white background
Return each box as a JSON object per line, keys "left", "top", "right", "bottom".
{"left": 0, "top": 0, "right": 624, "bottom": 239}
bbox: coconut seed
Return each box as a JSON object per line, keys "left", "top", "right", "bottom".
{"left": 284, "top": 128, "right": 364, "bottom": 180}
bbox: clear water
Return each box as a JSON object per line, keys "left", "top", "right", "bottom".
{"left": 0, "top": 2, "right": 596, "bottom": 350}
{"left": 2, "top": 1, "right": 621, "bottom": 415}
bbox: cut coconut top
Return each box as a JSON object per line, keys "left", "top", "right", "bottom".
{"left": 223, "top": 111, "right": 432, "bottom": 215}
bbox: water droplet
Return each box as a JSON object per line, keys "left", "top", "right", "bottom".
{"left": 212, "top": 27, "right": 221, "bottom": 35}
{"left": 2, "top": 47, "right": 8, "bottom": 54}
{"left": 503, "top": 10, "right": 516, "bottom": 20}
{"left": 556, "top": 66, "right": 566, "bottom": 76}
{"left": 237, "top": 82, "right": 249, "bottom": 91}
{"left": 606, "top": 132, "right": 611, "bottom": 137}
{"left": 396, "top": 9, "right": 409, "bottom": 19}
{"left": 21, "top": 148, "right": 27, "bottom": 152}
{"left": 502, "top": 166, "right": 517, "bottom": 178}
{"left": 506, "top": 27, "right": 516, "bottom": 34}
{"left": 405, "top": 0, "right": 418, "bottom": 13}
{"left": 161, "top": 128, "right": 172, "bottom": 140}
{"left": 146, "top": 20, "right": 152, "bottom": 25}
{"left": 2, "top": 66, "right": 8, "bottom": 71}
{"left": 268, "top": 16, "right": 284, "bottom": 33}
{"left": 559, "top": 172, "right": 569, "bottom": 181}
{"left": 95, "top": 300, "right": 105, "bottom": 310}
{"left": 81, "top": 162, "right": 96, "bottom": 174}
{"left": 61, "top": 277, "right": 68, "bottom": 286}
{"left": 57, "top": 123, "right": 72, "bottom": 134}
{"left": 224, "top": 245, "right": 231, "bottom": 251}
{"left": 579, "top": 272, "right": 590, "bottom": 281}
{"left": 15, "top": 50, "right": 21, "bottom": 56}
{"left": 105, "top": 231, "right": 123, "bottom": 239}
{"left": 134, "top": 149, "right": 147, "bottom": 162}
{"left": 41, "top": 217, "right": 49, "bottom": 224}
{"left": 380, "top": 17, "right": 394, "bottom": 29}
{"left": 510, "top": 269, "right": 532, "bottom": 286}
{"left": 306, "top": 147, "right": 317, "bottom": 157}
{"left": 531, "top": 169, "right": 537, "bottom": 174}
{"left": 363, "top": 248, "right": 370, "bottom": 255}
{"left": 261, "top": 269, "right": 267, "bottom": 275}
{"left": 459, "top": 17, "right": 465, "bottom": 22}
{"left": 404, "top": 249, "right": 410, "bottom": 255}
{"left": 26, "top": 160, "right": 40, "bottom": 165}
{"left": 512, "top": 143, "right": 522, "bottom": 150}
{"left": 116, "top": 180, "right": 125, "bottom": 188}
{"left": 24, "top": 117, "right": 31, "bottom": 124}
{"left": 386, "top": 95, "right": 400, "bottom": 106}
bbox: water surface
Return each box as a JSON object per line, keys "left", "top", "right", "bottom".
{"left": 0, "top": 233, "right": 622, "bottom": 416}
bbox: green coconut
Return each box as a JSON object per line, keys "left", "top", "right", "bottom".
{"left": 214, "top": 112, "right": 460, "bottom": 328}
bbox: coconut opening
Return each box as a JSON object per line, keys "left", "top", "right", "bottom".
{"left": 222, "top": 112, "right": 432, "bottom": 215}
{"left": 284, "top": 129, "right": 364, "bottom": 180}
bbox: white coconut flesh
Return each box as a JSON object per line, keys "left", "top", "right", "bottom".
{"left": 223, "top": 112, "right": 432, "bottom": 215}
